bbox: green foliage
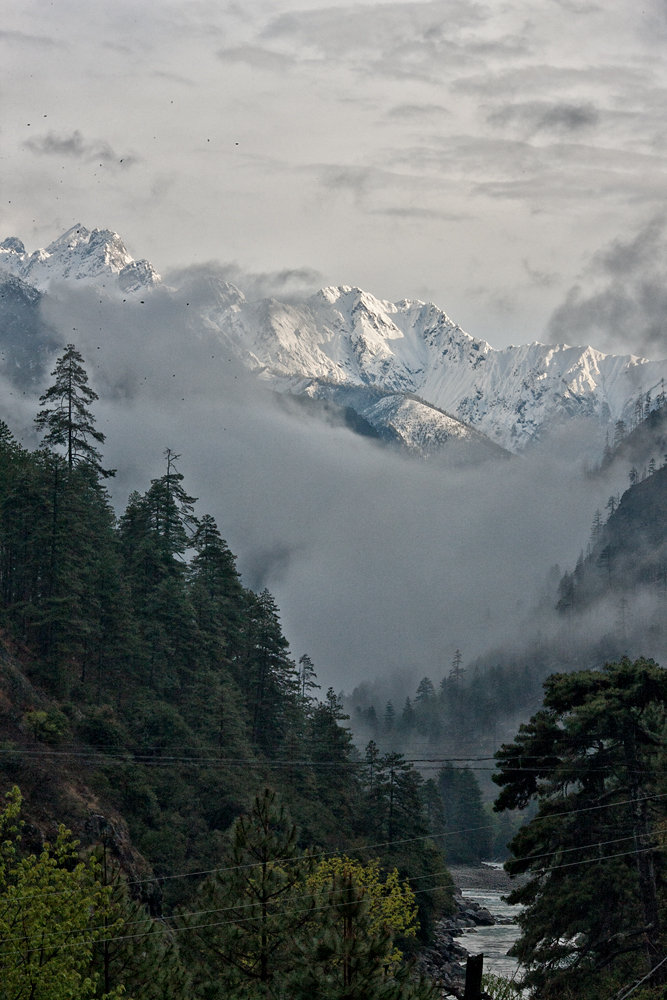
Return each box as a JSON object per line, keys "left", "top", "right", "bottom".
{"left": 306, "top": 856, "right": 419, "bottom": 970}
{"left": 291, "top": 870, "right": 436, "bottom": 1000}
{"left": 0, "top": 787, "right": 123, "bottom": 1000}
{"left": 35, "top": 343, "right": 113, "bottom": 477}
{"left": 436, "top": 764, "right": 492, "bottom": 864}
{"left": 181, "top": 788, "right": 316, "bottom": 1000}
{"left": 0, "top": 393, "right": 456, "bottom": 997}
{"left": 89, "top": 835, "right": 192, "bottom": 1000}
{"left": 481, "top": 972, "right": 522, "bottom": 999}
{"left": 23, "top": 707, "right": 70, "bottom": 744}
{"left": 181, "top": 789, "right": 436, "bottom": 1000}
{"left": 359, "top": 746, "right": 453, "bottom": 940}
{"left": 494, "top": 657, "right": 667, "bottom": 998}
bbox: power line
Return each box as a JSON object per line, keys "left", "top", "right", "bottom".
{"left": 2, "top": 837, "right": 664, "bottom": 958}
{"left": 614, "top": 954, "right": 667, "bottom": 1000}
{"left": 2, "top": 799, "right": 663, "bottom": 912}
{"left": 0, "top": 744, "right": 658, "bottom": 775}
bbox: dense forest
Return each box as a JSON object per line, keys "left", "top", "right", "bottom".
{"left": 0, "top": 345, "right": 456, "bottom": 999}
{"left": 352, "top": 396, "right": 667, "bottom": 728}
{"left": 1, "top": 344, "right": 665, "bottom": 999}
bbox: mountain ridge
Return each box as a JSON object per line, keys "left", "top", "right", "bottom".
{"left": 1, "top": 225, "right": 665, "bottom": 456}
{"left": 0, "top": 224, "right": 160, "bottom": 294}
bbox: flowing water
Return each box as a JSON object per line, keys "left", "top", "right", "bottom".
{"left": 448, "top": 864, "right": 523, "bottom": 987}
{"left": 459, "top": 885, "right": 522, "bottom": 981}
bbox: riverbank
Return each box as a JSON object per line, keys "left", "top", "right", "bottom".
{"left": 447, "top": 863, "right": 518, "bottom": 894}
{"left": 417, "top": 864, "right": 521, "bottom": 999}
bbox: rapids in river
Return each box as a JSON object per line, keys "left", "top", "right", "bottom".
{"left": 449, "top": 863, "right": 523, "bottom": 985}
{"left": 459, "top": 884, "right": 522, "bottom": 980}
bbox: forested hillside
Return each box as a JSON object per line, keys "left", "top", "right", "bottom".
{"left": 0, "top": 345, "right": 453, "bottom": 998}
{"left": 349, "top": 398, "right": 667, "bottom": 866}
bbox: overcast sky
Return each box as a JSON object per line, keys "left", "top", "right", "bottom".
{"left": 2, "top": 0, "right": 667, "bottom": 355}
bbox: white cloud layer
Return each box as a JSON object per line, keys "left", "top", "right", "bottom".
{"left": 2, "top": 0, "right": 667, "bottom": 355}
{"left": 3, "top": 283, "right": 632, "bottom": 693}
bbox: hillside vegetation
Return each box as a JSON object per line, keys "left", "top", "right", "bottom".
{"left": 0, "top": 345, "right": 452, "bottom": 999}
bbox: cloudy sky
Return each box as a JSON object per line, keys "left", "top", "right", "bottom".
{"left": 2, "top": 0, "right": 667, "bottom": 356}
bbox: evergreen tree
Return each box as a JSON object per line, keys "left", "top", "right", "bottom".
{"left": 35, "top": 343, "right": 114, "bottom": 477}
{"left": 449, "top": 649, "right": 464, "bottom": 687}
{"left": 89, "top": 831, "right": 192, "bottom": 1000}
{"left": 436, "top": 764, "right": 491, "bottom": 864}
{"left": 118, "top": 453, "right": 200, "bottom": 692}
{"left": 297, "top": 653, "right": 320, "bottom": 703}
{"left": 494, "top": 657, "right": 667, "bottom": 998}
{"left": 307, "top": 689, "right": 359, "bottom": 821}
{"left": 188, "top": 513, "right": 247, "bottom": 732}
{"left": 613, "top": 418, "right": 626, "bottom": 447}
{"left": 414, "top": 677, "right": 435, "bottom": 705}
{"left": 293, "top": 859, "right": 434, "bottom": 1000}
{"left": 589, "top": 508, "right": 603, "bottom": 546}
{"left": 241, "top": 589, "right": 299, "bottom": 752}
{"left": 400, "top": 697, "right": 415, "bottom": 732}
{"left": 181, "top": 788, "right": 315, "bottom": 1000}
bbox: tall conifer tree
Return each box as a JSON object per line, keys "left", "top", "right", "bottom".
{"left": 35, "top": 344, "right": 114, "bottom": 477}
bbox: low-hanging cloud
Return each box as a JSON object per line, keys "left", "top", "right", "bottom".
{"left": 164, "top": 261, "right": 324, "bottom": 304}
{"left": 547, "top": 217, "right": 667, "bottom": 358}
{"left": 18, "top": 278, "right": 628, "bottom": 696}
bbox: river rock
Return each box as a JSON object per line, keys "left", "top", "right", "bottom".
{"left": 417, "top": 891, "right": 499, "bottom": 998}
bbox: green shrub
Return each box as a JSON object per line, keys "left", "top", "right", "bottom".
{"left": 23, "top": 708, "right": 70, "bottom": 745}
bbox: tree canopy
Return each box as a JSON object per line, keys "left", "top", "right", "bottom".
{"left": 35, "top": 343, "right": 113, "bottom": 477}
{"left": 493, "top": 657, "right": 667, "bottom": 999}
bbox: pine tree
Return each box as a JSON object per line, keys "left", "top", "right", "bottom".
{"left": 297, "top": 653, "right": 320, "bottom": 703}
{"left": 437, "top": 764, "right": 491, "bottom": 863}
{"left": 35, "top": 344, "right": 114, "bottom": 477}
{"left": 494, "top": 658, "right": 667, "bottom": 997}
{"left": 400, "top": 697, "right": 415, "bottom": 732}
{"left": 293, "top": 858, "right": 432, "bottom": 1000}
{"left": 181, "top": 788, "right": 315, "bottom": 1000}
{"left": 307, "top": 689, "right": 359, "bottom": 818}
{"left": 189, "top": 513, "right": 245, "bottom": 668}
{"left": 449, "top": 649, "right": 464, "bottom": 687}
{"left": 240, "top": 589, "right": 299, "bottom": 752}
{"left": 118, "top": 453, "right": 200, "bottom": 692}
{"left": 613, "top": 418, "right": 626, "bottom": 447}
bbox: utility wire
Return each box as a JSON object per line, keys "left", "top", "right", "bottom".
{"left": 0, "top": 744, "right": 657, "bottom": 775}
{"left": 3, "top": 789, "right": 665, "bottom": 905}
{"left": 614, "top": 954, "right": 667, "bottom": 1000}
{"left": 2, "top": 838, "right": 664, "bottom": 958}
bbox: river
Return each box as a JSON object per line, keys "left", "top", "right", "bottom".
{"left": 449, "top": 864, "right": 523, "bottom": 984}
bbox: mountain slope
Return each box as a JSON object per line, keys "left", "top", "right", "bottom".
{"left": 0, "top": 224, "right": 159, "bottom": 293}
{"left": 2, "top": 225, "right": 665, "bottom": 456}
{"left": 557, "top": 443, "right": 667, "bottom": 657}
{"left": 214, "top": 284, "right": 666, "bottom": 452}
{"left": 0, "top": 273, "right": 61, "bottom": 385}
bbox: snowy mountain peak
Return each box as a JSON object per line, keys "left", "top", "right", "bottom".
{"left": 2, "top": 224, "right": 665, "bottom": 456}
{"left": 45, "top": 223, "right": 93, "bottom": 252}
{"left": 0, "top": 225, "right": 160, "bottom": 293}
{"left": 218, "top": 283, "right": 667, "bottom": 452}
{"left": 0, "top": 237, "right": 26, "bottom": 255}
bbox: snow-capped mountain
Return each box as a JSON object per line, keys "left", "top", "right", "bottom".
{"left": 202, "top": 283, "right": 667, "bottom": 452}
{"left": 0, "top": 225, "right": 159, "bottom": 294}
{"left": 2, "top": 225, "right": 665, "bottom": 456}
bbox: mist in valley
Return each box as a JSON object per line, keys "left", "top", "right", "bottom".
{"left": 1, "top": 272, "right": 659, "bottom": 755}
